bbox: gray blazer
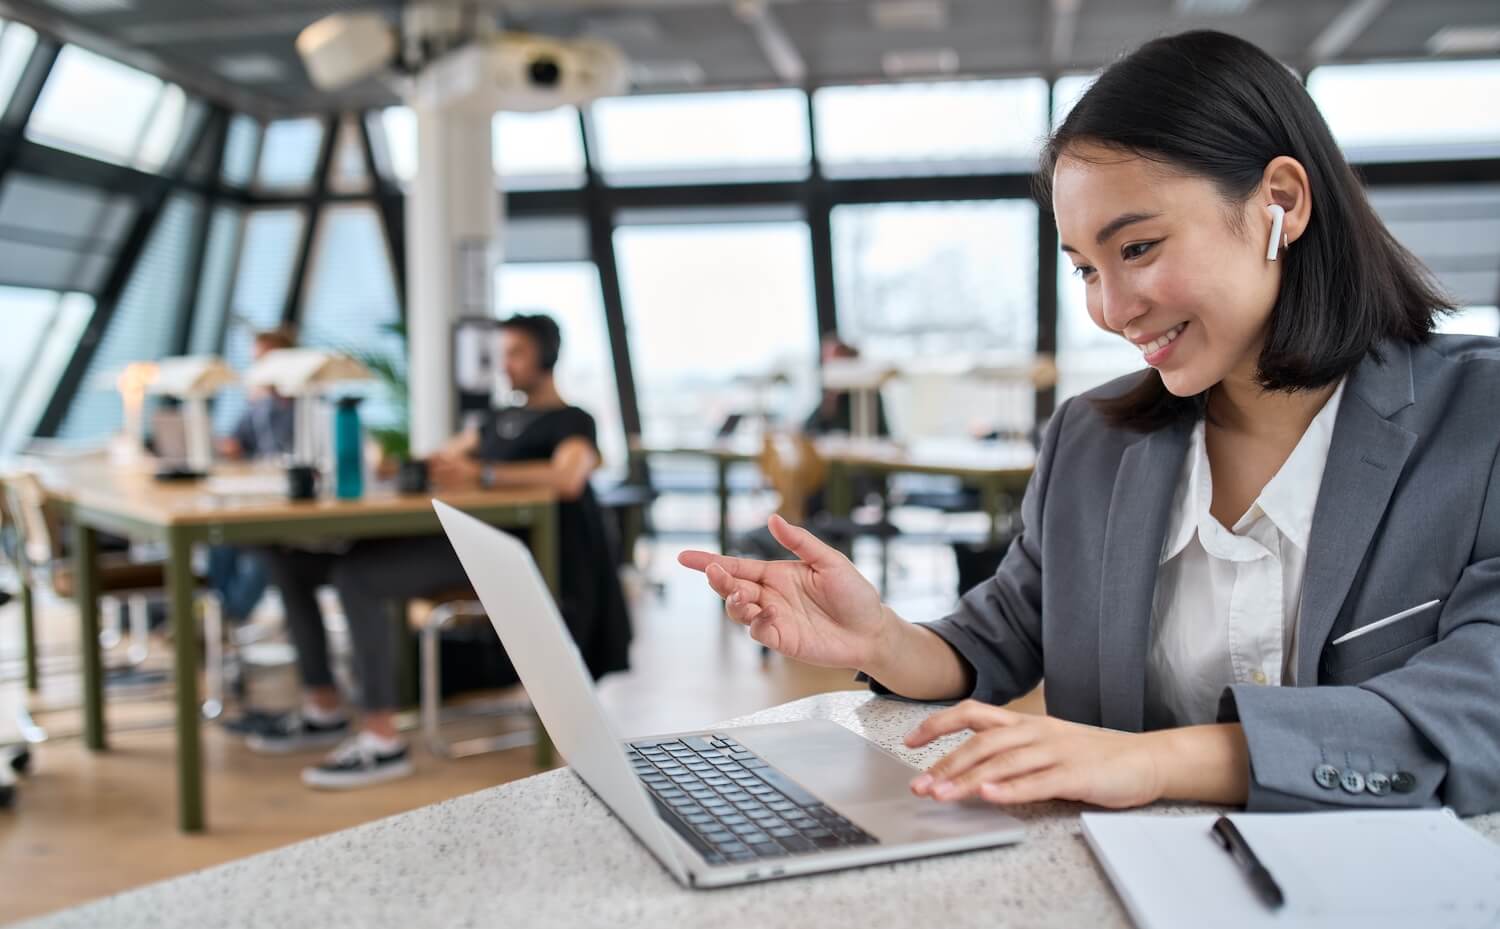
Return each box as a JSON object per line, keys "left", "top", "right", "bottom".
{"left": 879, "top": 334, "right": 1500, "bottom": 815}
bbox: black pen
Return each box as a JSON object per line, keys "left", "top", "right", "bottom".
{"left": 1210, "top": 816, "right": 1285, "bottom": 910}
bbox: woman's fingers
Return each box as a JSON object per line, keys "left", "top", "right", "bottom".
{"left": 979, "top": 767, "right": 1074, "bottom": 806}
{"left": 766, "top": 515, "right": 842, "bottom": 568}
{"left": 904, "top": 700, "right": 1019, "bottom": 748}
{"left": 678, "top": 550, "right": 770, "bottom": 583}
{"left": 927, "top": 746, "right": 1055, "bottom": 802}
{"left": 912, "top": 724, "right": 1038, "bottom": 794}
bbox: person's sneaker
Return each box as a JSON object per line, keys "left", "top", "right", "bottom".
{"left": 244, "top": 712, "right": 351, "bottom": 754}
{"left": 301, "top": 733, "right": 413, "bottom": 790}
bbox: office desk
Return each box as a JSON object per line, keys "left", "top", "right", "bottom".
{"left": 14, "top": 457, "right": 557, "bottom": 833}
{"left": 21, "top": 689, "right": 1498, "bottom": 929}
{"left": 634, "top": 438, "right": 1035, "bottom": 554}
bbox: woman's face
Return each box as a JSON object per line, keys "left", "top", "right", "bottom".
{"left": 1052, "top": 144, "right": 1282, "bottom": 397}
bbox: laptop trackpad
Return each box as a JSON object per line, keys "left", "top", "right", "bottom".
{"left": 729, "top": 719, "right": 1021, "bottom": 842}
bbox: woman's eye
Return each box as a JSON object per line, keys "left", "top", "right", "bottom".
{"left": 1071, "top": 265, "right": 1096, "bottom": 280}
{"left": 1122, "top": 241, "right": 1157, "bottom": 261}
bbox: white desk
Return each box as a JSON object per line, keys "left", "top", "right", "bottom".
{"left": 20, "top": 691, "right": 1500, "bottom": 929}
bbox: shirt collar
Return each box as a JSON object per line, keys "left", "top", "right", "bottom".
{"left": 1158, "top": 377, "right": 1347, "bottom": 564}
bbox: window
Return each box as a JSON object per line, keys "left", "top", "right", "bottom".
{"left": 214, "top": 209, "right": 305, "bottom": 433}
{"left": 591, "top": 89, "right": 811, "bottom": 185}
{"left": 299, "top": 205, "right": 405, "bottom": 429}
{"left": 187, "top": 207, "right": 244, "bottom": 355}
{"left": 834, "top": 200, "right": 1037, "bottom": 356}
{"left": 1370, "top": 185, "right": 1500, "bottom": 312}
{"left": 327, "top": 117, "right": 371, "bottom": 194}
{"left": 377, "top": 105, "right": 586, "bottom": 189}
{"left": 496, "top": 261, "right": 625, "bottom": 477}
{"left": 222, "top": 114, "right": 262, "bottom": 187}
{"left": 814, "top": 79, "right": 1049, "bottom": 177}
{"left": 1309, "top": 59, "right": 1500, "bottom": 161}
{"left": 256, "top": 117, "right": 324, "bottom": 190}
{"left": 0, "top": 20, "right": 37, "bottom": 117}
{"left": 26, "top": 45, "right": 185, "bottom": 170}
{"left": 0, "top": 288, "right": 92, "bottom": 452}
{"left": 0, "top": 173, "right": 135, "bottom": 293}
{"left": 59, "top": 195, "right": 203, "bottom": 440}
{"left": 615, "top": 216, "right": 817, "bottom": 443}
{"left": 1051, "top": 73, "right": 1097, "bottom": 129}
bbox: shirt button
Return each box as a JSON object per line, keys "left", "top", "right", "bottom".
{"left": 1251, "top": 670, "right": 1267, "bottom": 684}
{"left": 1391, "top": 771, "right": 1417, "bottom": 794}
{"left": 1366, "top": 773, "right": 1392, "bottom": 796}
{"left": 1340, "top": 770, "right": 1366, "bottom": 794}
{"left": 1313, "top": 764, "right": 1340, "bottom": 789}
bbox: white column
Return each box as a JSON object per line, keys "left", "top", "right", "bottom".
{"left": 404, "top": 77, "right": 499, "bottom": 455}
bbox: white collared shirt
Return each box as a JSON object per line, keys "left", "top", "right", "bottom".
{"left": 1143, "top": 379, "right": 1347, "bottom": 729}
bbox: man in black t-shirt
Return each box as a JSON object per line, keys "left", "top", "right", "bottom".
{"left": 249, "top": 314, "right": 631, "bottom": 789}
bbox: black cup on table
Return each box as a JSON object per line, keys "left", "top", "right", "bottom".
{"left": 287, "top": 465, "right": 319, "bottom": 500}
{"left": 395, "top": 458, "right": 429, "bottom": 495}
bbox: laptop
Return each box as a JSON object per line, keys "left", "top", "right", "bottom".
{"left": 433, "top": 500, "right": 1025, "bottom": 889}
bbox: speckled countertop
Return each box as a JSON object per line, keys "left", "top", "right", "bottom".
{"left": 19, "top": 691, "right": 1500, "bottom": 929}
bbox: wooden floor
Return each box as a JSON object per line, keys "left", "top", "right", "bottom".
{"left": 0, "top": 537, "right": 1036, "bottom": 923}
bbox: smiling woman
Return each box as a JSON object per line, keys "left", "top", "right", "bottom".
{"left": 680, "top": 30, "right": 1500, "bottom": 818}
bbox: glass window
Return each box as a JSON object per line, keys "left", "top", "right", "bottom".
{"left": 1309, "top": 59, "right": 1500, "bottom": 161}
{"left": 615, "top": 217, "right": 818, "bottom": 444}
{"left": 299, "top": 205, "right": 405, "bottom": 429}
{"left": 0, "top": 173, "right": 135, "bottom": 293}
{"left": 222, "top": 114, "right": 262, "bottom": 187}
{"left": 814, "top": 79, "right": 1049, "bottom": 177}
{"left": 493, "top": 107, "right": 586, "bottom": 189}
{"left": 214, "top": 209, "right": 305, "bottom": 433}
{"left": 1051, "top": 73, "right": 1097, "bottom": 129}
{"left": 0, "top": 289, "right": 92, "bottom": 453}
{"left": 26, "top": 45, "right": 166, "bottom": 167}
{"left": 378, "top": 105, "right": 588, "bottom": 190}
{"left": 133, "top": 84, "right": 188, "bottom": 172}
{"left": 255, "top": 117, "right": 324, "bottom": 190}
{"left": 1436, "top": 305, "right": 1499, "bottom": 337}
{"left": 592, "top": 89, "right": 811, "bottom": 185}
{"left": 1370, "top": 184, "right": 1500, "bottom": 311}
{"left": 496, "top": 261, "right": 625, "bottom": 477}
{"left": 0, "top": 21, "right": 38, "bottom": 117}
{"left": 327, "top": 116, "right": 370, "bottom": 194}
{"left": 60, "top": 195, "right": 203, "bottom": 440}
{"left": 187, "top": 207, "right": 244, "bottom": 355}
{"left": 834, "top": 200, "right": 1038, "bottom": 356}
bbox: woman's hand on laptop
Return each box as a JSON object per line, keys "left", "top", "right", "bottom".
{"left": 678, "top": 515, "right": 892, "bottom": 671}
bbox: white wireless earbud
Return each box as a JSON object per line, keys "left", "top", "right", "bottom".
{"left": 1266, "top": 203, "right": 1286, "bottom": 261}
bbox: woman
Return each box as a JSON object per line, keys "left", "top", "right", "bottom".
{"left": 680, "top": 30, "right": 1500, "bottom": 816}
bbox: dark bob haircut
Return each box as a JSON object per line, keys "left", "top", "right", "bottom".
{"left": 498, "top": 313, "right": 563, "bottom": 372}
{"left": 1038, "top": 30, "right": 1452, "bottom": 431}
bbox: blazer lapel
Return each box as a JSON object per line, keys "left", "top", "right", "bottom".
{"left": 1296, "top": 344, "right": 1418, "bottom": 684}
{"left": 1098, "top": 419, "right": 1191, "bottom": 731}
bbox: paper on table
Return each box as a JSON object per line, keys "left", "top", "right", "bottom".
{"left": 203, "top": 474, "right": 288, "bottom": 497}
{"left": 1082, "top": 809, "right": 1500, "bottom": 929}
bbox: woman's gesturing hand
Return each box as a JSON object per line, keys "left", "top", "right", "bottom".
{"left": 678, "top": 515, "right": 892, "bottom": 671}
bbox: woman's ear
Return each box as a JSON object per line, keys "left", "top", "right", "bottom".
{"left": 1260, "top": 155, "right": 1312, "bottom": 247}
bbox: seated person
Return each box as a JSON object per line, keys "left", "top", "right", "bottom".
{"left": 250, "top": 313, "right": 632, "bottom": 789}
{"left": 209, "top": 326, "right": 297, "bottom": 626}
{"left": 803, "top": 337, "right": 891, "bottom": 439}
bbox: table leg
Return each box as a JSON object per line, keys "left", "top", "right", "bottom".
{"left": 167, "top": 528, "right": 205, "bottom": 833}
{"left": 826, "top": 462, "right": 853, "bottom": 558}
{"left": 982, "top": 480, "right": 1003, "bottom": 546}
{"left": 21, "top": 579, "right": 37, "bottom": 692}
{"left": 72, "top": 522, "right": 104, "bottom": 751}
{"left": 716, "top": 457, "right": 730, "bottom": 555}
{"left": 878, "top": 474, "right": 891, "bottom": 594}
{"left": 529, "top": 505, "right": 559, "bottom": 769}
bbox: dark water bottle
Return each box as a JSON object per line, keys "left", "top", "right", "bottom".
{"left": 333, "top": 396, "right": 364, "bottom": 500}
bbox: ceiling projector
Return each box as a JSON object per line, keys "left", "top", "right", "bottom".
{"left": 295, "top": 12, "right": 628, "bottom": 111}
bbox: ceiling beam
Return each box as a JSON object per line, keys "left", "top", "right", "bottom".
{"left": 1308, "top": 0, "right": 1389, "bottom": 63}
{"left": 1048, "top": 0, "right": 1081, "bottom": 69}
{"left": 732, "top": 0, "right": 806, "bottom": 85}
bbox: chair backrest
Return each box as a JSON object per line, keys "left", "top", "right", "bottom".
{"left": 1, "top": 473, "right": 59, "bottom": 573}
{"left": 758, "top": 433, "right": 826, "bottom": 524}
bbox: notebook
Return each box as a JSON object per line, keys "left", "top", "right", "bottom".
{"left": 1082, "top": 809, "right": 1500, "bottom": 929}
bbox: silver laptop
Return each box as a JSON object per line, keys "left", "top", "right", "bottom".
{"left": 433, "top": 500, "right": 1024, "bottom": 888}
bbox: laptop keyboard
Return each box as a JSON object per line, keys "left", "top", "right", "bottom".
{"left": 629, "top": 733, "right": 879, "bottom": 866}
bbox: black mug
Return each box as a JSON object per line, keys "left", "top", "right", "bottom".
{"left": 287, "top": 465, "right": 319, "bottom": 500}
{"left": 396, "top": 458, "right": 429, "bottom": 495}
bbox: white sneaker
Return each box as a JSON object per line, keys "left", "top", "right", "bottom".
{"left": 244, "top": 713, "right": 351, "bottom": 755}
{"left": 300, "top": 733, "right": 414, "bottom": 790}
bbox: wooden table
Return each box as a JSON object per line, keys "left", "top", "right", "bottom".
{"left": 633, "top": 437, "right": 1035, "bottom": 554}
{"left": 14, "top": 457, "right": 558, "bottom": 833}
